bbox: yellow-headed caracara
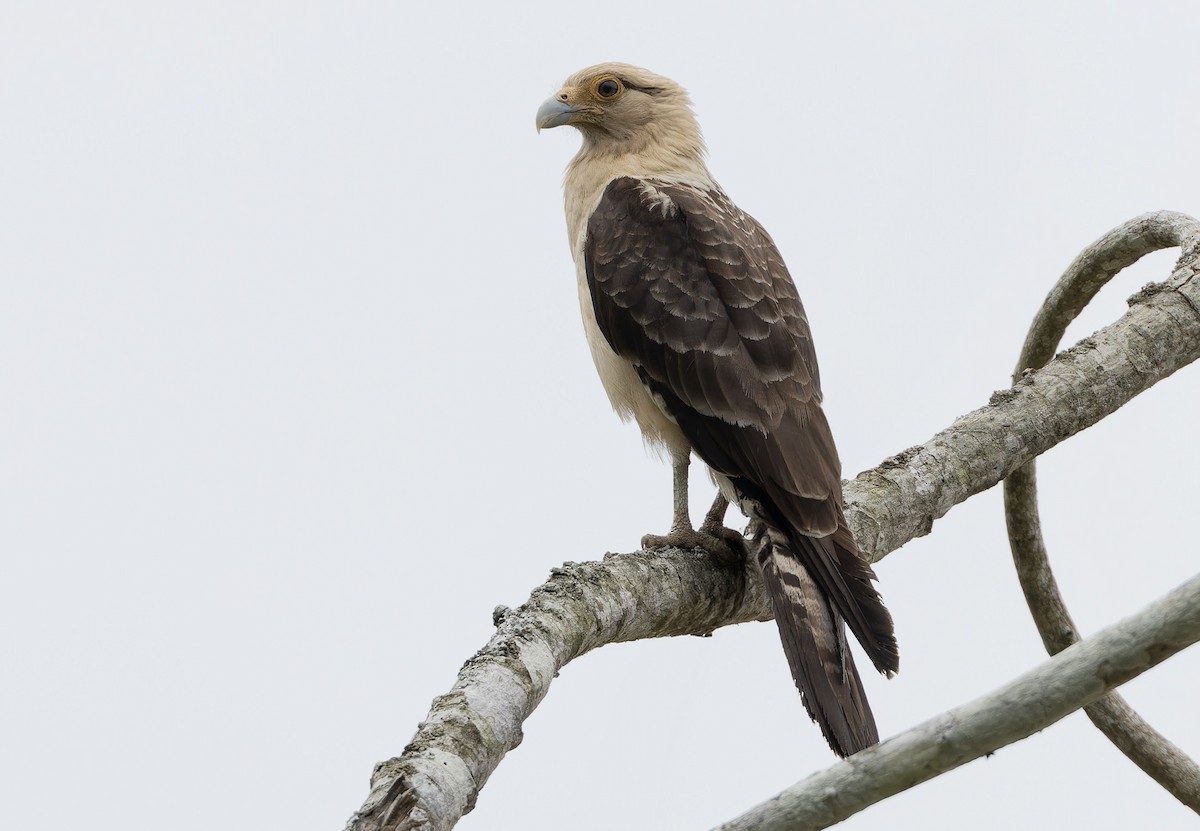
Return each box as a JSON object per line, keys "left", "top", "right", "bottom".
{"left": 537, "top": 63, "right": 898, "bottom": 757}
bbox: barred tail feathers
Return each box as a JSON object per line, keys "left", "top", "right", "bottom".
{"left": 753, "top": 521, "right": 880, "bottom": 757}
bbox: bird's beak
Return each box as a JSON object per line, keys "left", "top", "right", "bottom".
{"left": 536, "top": 95, "right": 576, "bottom": 132}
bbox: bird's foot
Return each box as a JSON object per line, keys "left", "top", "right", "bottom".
{"left": 642, "top": 525, "right": 746, "bottom": 565}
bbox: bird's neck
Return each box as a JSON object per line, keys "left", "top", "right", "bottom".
{"left": 563, "top": 139, "right": 714, "bottom": 249}
{"left": 572, "top": 120, "right": 710, "bottom": 180}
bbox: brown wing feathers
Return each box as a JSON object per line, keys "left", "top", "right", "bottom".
{"left": 644, "top": 375, "right": 898, "bottom": 680}
{"left": 586, "top": 176, "right": 898, "bottom": 754}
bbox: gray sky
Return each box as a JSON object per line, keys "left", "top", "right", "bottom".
{"left": 2, "top": 2, "right": 1198, "bottom": 829}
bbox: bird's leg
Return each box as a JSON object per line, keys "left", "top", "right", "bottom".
{"left": 668, "top": 452, "right": 693, "bottom": 534}
{"left": 699, "top": 492, "right": 730, "bottom": 536}
{"left": 699, "top": 492, "right": 748, "bottom": 563}
{"left": 641, "top": 455, "right": 745, "bottom": 562}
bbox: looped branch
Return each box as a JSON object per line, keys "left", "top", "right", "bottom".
{"left": 1004, "top": 210, "right": 1200, "bottom": 811}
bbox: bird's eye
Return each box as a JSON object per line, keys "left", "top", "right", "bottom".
{"left": 596, "top": 78, "right": 622, "bottom": 99}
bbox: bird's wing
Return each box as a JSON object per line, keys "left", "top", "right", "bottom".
{"left": 585, "top": 176, "right": 896, "bottom": 677}
{"left": 585, "top": 178, "right": 839, "bottom": 512}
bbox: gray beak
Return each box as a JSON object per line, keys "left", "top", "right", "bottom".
{"left": 536, "top": 96, "right": 576, "bottom": 132}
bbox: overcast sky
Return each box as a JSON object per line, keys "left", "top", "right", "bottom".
{"left": 3, "top": 2, "right": 1199, "bottom": 829}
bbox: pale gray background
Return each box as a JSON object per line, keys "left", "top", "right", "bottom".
{"left": 2, "top": 2, "right": 1198, "bottom": 829}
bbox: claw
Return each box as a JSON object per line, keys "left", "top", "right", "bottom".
{"left": 642, "top": 527, "right": 745, "bottom": 564}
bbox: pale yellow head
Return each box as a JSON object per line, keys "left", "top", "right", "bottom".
{"left": 536, "top": 63, "right": 706, "bottom": 162}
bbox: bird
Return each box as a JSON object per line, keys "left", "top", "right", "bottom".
{"left": 536, "top": 63, "right": 898, "bottom": 757}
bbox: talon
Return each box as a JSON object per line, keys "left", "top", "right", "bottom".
{"left": 711, "top": 526, "right": 748, "bottom": 563}
{"left": 642, "top": 528, "right": 745, "bottom": 565}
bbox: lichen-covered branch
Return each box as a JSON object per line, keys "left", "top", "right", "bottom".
{"left": 346, "top": 551, "right": 772, "bottom": 831}
{"left": 1003, "top": 211, "right": 1200, "bottom": 809}
{"left": 710, "top": 572, "right": 1200, "bottom": 831}
{"left": 346, "top": 214, "right": 1200, "bottom": 830}
{"left": 846, "top": 211, "right": 1200, "bottom": 562}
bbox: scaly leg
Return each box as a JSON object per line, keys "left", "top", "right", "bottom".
{"left": 641, "top": 454, "right": 745, "bottom": 562}
{"left": 699, "top": 492, "right": 730, "bottom": 536}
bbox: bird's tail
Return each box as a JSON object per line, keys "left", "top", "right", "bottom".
{"left": 752, "top": 520, "right": 881, "bottom": 757}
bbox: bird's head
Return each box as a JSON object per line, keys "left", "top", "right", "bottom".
{"left": 536, "top": 63, "right": 705, "bottom": 162}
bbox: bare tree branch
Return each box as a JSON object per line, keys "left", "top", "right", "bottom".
{"left": 345, "top": 214, "right": 1200, "bottom": 830}
{"left": 1004, "top": 211, "right": 1200, "bottom": 809}
{"left": 710, "top": 573, "right": 1200, "bottom": 831}
{"left": 847, "top": 212, "right": 1200, "bottom": 562}
{"left": 347, "top": 551, "right": 772, "bottom": 831}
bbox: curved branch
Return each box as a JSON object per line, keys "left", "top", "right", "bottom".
{"left": 1003, "top": 211, "right": 1200, "bottom": 810}
{"left": 347, "top": 213, "right": 1200, "bottom": 830}
{"left": 711, "top": 573, "right": 1200, "bottom": 831}
{"left": 347, "top": 552, "right": 772, "bottom": 831}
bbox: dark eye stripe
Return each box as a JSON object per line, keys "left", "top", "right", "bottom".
{"left": 623, "top": 82, "right": 663, "bottom": 96}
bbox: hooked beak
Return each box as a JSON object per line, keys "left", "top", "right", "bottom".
{"left": 536, "top": 95, "right": 576, "bottom": 132}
